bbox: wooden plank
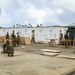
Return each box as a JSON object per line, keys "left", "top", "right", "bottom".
{"left": 40, "top": 49, "right": 61, "bottom": 53}
{"left": 57, "top": 55, "right": 75, "bottom": 59}
{"left": 41, "top": 52, "right": 59, "bottom": 56}
{"left": 13, "top": 51, "right": 25, "bottom": 56}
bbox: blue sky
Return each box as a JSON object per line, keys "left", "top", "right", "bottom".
{"left": 0, "top": 0, "right": 75, "bottom": 27}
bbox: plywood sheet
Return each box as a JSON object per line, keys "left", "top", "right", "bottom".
{"left": 41, "top": 52, "right": 59, "bottom": 56}
{"left": 25, "top": 37, "right": 31, "bottom": 45}
{"left": 1, "top": 36, "right": 5, "bottom": 42}
{"left": 57, "top": 55, "right": 75, "bottom": 59}
{"left": 13, "top": 51, "right": 25, "bottom": 56}
{"left": 20, "top": 37, "right": 25, "bottom": 44}
{"left": 41, "top": 49, "right": 61, "bottom": 53}
{"left": 20, "top": 37, "right": 31, "bottom": 45}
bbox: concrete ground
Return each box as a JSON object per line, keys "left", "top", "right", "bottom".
{"left": 0, "top": 43, "right": 75, "bottom": 75}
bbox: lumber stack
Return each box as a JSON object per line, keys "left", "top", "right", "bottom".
{"left": 41, "top": 49, "right": 61, "bottom": 56}
{"left": 41, "top": 49, "right": 75, "bottom": 59}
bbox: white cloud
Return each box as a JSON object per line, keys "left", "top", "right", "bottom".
{"left": 43, "top": 7, "right": 64, "bottom": 22}
{"left": 0, "top": 0, "right": 74, "bottom": 27}
{"left": 52, "top": 0, "right": 75, "bottom": 12}
{"left": 0, "top": 9, "right": 12, "bottom": 27}
{"left": 14, "top": 4, "right": 46, "bottom": 25}
{"left": 27, "top": 6, "right": 46, "bottom": 23}
{"left": 56, "top": 8, "right": 63, "bottom": 14}
{"left": 0, "top": 0, "right": 12, "bottom": 9}
{"left": 38, "top": 0, "right": 47, "bottom": 3}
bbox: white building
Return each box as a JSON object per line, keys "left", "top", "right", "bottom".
{"left": 0, "top": 26, "right": 68, "bottom": 44}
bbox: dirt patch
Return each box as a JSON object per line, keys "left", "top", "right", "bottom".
{"left": 0, "top": 43, "right": 75, "bottom": 75}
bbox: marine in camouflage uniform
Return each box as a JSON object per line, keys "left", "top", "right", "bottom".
{"left": 64, "top": 32, "right": 70, "bottom": 48}
{"left": 7, "top": 43, "right": 14, "bottom": 57}
{"left": 2, "top": 41, "right": 9, "bottom": 54}
{"left": 16, "top": 32, "right": 20, "bottom": 46}
{"left": 59, "top": 30, "right": 63, "bottom": 45}
{"left": 11, "top": 31, "right": 16, "bottom": 47}
{"left": 6, "top": 32, "right": 9, "bottom": 40}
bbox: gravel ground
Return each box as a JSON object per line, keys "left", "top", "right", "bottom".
{"left": 0, "top": 43, "right": 75, "bottom": 75}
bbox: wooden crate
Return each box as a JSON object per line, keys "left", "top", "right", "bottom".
{"left": 20, "top": 37, "right": 31, "bottom": 45}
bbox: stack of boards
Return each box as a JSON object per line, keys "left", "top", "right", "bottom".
{"left": 41, "top": 49, "right": 61, "bottom": 56}
{"left": 41, "top": 49, "right": 75, "bottom": 59}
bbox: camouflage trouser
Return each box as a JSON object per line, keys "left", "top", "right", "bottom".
{"left": 65, "top": 39, "right": 71, "bottom": 48}
{"left": 31, "top": 38, "right": 35, "bottom": 43}
{"left": 7, "top": 50, "right": 14, "bottom": 56}
{"left": 8, "top": 52, "right": 14, "bottom": 56}
{"left": 59, "top": 39, "right": 62, "bottom": 45}
{"left": 17, "top": 40, "right": 20, "bottom": 46}
{"left": 3, "top": 49, "right": 7, "bottom": 53}
{"left": 12, "top": 41, "right": 16, "bottom": 47}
